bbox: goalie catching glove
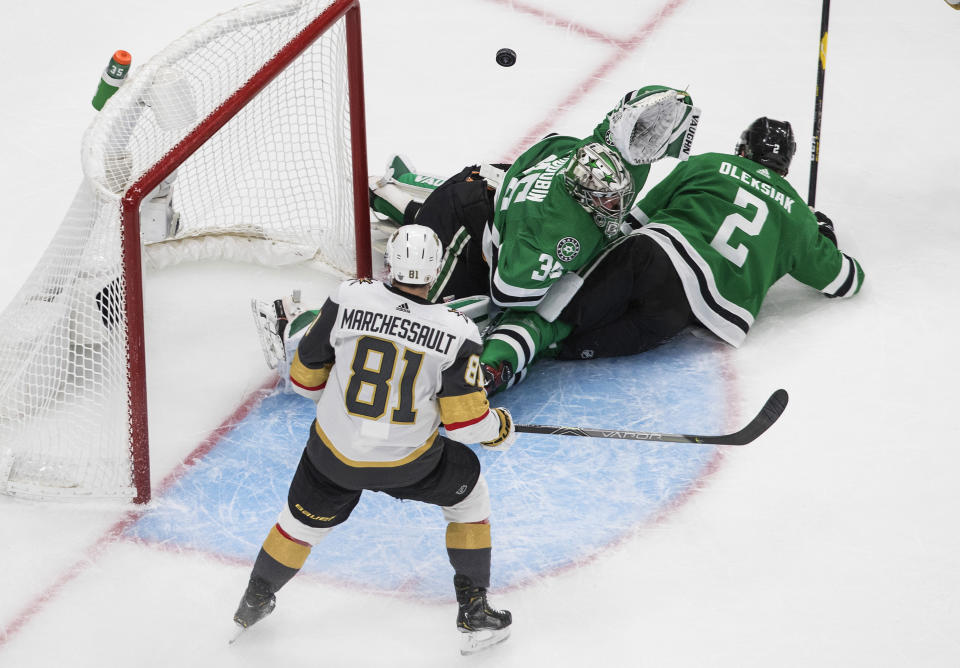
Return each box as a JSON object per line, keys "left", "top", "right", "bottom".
{"left": 481, "top": 408, "right": 516, "bottom": 452}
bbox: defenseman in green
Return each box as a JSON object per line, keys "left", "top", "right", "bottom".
{"left": 234, "top": 226, "right": 514, "bottom": 656}
{"left": 481, "top": 117, "right": 865, "bottom": 392}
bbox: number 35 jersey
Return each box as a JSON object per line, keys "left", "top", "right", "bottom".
{"left": 290, "top": 279, "right": 495, "bottom": 487}
{"left": 627, "top": 152, "right": 865, "bottom": 347}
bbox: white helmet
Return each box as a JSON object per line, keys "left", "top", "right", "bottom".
{"left": 384, "top": 224, "right": 444, "bottom": 285}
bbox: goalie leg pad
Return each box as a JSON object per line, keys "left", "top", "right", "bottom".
{"left": 251, "top": 298, "right": 288, "bottom": 371}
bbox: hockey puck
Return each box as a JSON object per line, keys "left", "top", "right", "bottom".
{"left": 495, "top": 48, "right": 517, "bottom": 67}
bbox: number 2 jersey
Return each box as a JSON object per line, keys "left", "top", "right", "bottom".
{"left": 626, "top": 152, "right": 865, "bottom": 347}
{"left": 289, "top": 279, "right": 503, "bottom": 488}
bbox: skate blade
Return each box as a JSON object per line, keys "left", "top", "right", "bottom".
{"left": 459, "top": 627, "right": 511, "bottom": 655}
{"left": 228, "top": 622, "right": 247, "bottom": 645}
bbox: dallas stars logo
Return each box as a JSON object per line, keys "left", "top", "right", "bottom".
{"left": 556, "top": 236, "right": 581, "bottom": 262}
{"left": 587, "top": 158, "right": 615, "bottom": 184}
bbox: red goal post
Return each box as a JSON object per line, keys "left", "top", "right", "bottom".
{"left": 0, "top": 0, "right": 370, "bottom": 503}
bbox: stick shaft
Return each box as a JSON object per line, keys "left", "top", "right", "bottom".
{"left": 808, "top": 0, "right": 831, "bottom": 207}
{"left": 515, "top": 389, "right": 789, "bottom": 447}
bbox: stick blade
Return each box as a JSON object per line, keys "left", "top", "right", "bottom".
{"left": 694, "top": 389, "right": 789, "bottom": 446}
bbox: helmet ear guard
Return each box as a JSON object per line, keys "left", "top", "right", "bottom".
{"left": 735, "top": 117, "right": 796, "bottom": 176}
{"left": 384, "top": 224, "right": 444, "bottom": 285}
{"left": 563, "top": 142, "right": 635, "bottom": 238}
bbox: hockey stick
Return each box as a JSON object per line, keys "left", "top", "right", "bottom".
{"left": 515, "top": 389, "right": 788, "bottom": 446}
{"left": 807, "top": 0, "right": 830, "bottom": 207}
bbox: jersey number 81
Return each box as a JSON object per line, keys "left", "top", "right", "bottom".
{"left": 345, "top": 336, "right": 424, "bottom": 424}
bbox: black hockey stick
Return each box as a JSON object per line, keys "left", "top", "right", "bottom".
{"left": 807, "top": 0, "right": 830, "bottom": 207}
{"left": 515, "top": 389, "right": 788, "bottom": 446}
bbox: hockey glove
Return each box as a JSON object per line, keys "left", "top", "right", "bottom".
{"left": 481, "top": 408, "right": 516, "bottom": 452}
{"left": 814, "top": 211, "right": 838, "bottom": 247}
{"left": 481, "top": 361, "right": 514, "bottom": 396}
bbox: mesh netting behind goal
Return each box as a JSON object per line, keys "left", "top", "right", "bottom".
{"left": 0, "top": 0, "right": 369, "bottom": 502}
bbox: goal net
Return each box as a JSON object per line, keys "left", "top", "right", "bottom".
{"left": 0, "top": 0, "right": 369, "bottom": 503}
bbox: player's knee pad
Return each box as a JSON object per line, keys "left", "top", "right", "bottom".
{"left": 442, "top": 472, "right": 491, "bottom": 524}
{"left": 276, "top": 502, "right": 334, "bottom": 546}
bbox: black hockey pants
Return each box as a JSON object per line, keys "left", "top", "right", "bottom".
{"left": 556, "top": 234, "right": 695, "bottom": 360}
{"left": 408, "top": 164, "right": 501, "bottom": 302}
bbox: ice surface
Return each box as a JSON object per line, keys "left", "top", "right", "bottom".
{"left": 127, "top": 333, "right": 728, "bottom": 599}
{"left": 2, "top": 1, "right": 959, "bottom": 666}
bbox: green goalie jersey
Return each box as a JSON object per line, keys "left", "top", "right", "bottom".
{"left": 628, "top": 152, "right": 865, "bottom": 346}
{"left": 481, "top": 84, "right": 697, "bottom": 310}
{"left": 482, "top": 135, "right": 651, "bottom": 310}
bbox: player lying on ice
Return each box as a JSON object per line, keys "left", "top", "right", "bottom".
{"left": 236, "top": 226, "right": 515, "bottom": 656}
{"left": 477, "top": 116, "right": 866, "bottom": 391}
{"left": 252, "top": 85, "right": 700, "bottom": 381}
{"left": 367, "top": 85, "right": 700, "bottom": 310}
{"left": 257, "top": 117, "right": 865, "bottom": 399}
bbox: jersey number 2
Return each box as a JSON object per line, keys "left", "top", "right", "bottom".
{"left": 345, "top": 336, "right": 424, "bottom": 423}
{"left": 710, "top": 187, "right": 768, "bottom": 267}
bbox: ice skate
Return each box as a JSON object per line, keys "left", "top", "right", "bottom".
{"left": 454, "top": 574, "right": 512, "bottom": 655}
{"left": 231, "top": 576, "right": 276, "bottom": 641}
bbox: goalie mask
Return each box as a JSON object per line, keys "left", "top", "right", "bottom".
{"left": 735, "top": 117, "right": 796, "bottom": 176}
{"left": 605, "top": 87, "right": 700, "bottom": 165}
{"left": 563, "top": 142, "right": 635, "bottom": 237}
{"left": 384, "top": 224, "right": 443, "bottom": 285}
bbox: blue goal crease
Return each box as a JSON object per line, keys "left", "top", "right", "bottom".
{"left": 126, "top": 333, "right": 730, "bottom": 600}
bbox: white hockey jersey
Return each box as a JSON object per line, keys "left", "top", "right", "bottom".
{"left": 289, "top": 279, "right": 501, "bottom": 488}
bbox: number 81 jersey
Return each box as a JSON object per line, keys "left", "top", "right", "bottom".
{"left": 291, "top": 279, "right": 490, "bottom": 484}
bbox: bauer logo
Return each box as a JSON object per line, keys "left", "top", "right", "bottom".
{"left": 556, "top": 237, "right": 580, "bottom": 262}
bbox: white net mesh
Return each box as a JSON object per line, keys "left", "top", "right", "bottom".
{"left": 0, "top": 0, "right": 361, "bottom": 500}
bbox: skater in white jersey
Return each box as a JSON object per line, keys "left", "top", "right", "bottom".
{"left": 233, "top": 225, "right": 514, "bottom": 655}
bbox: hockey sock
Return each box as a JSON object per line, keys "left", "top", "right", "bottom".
{"left": 249, "top": 524, "right": 313, "bottom": 593}
{"left": 446, "top": 521, "right": 491, "bottom": 590}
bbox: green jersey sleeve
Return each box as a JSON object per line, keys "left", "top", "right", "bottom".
{"left": 630, "top": 153, "right": 865, "bottom": 346}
